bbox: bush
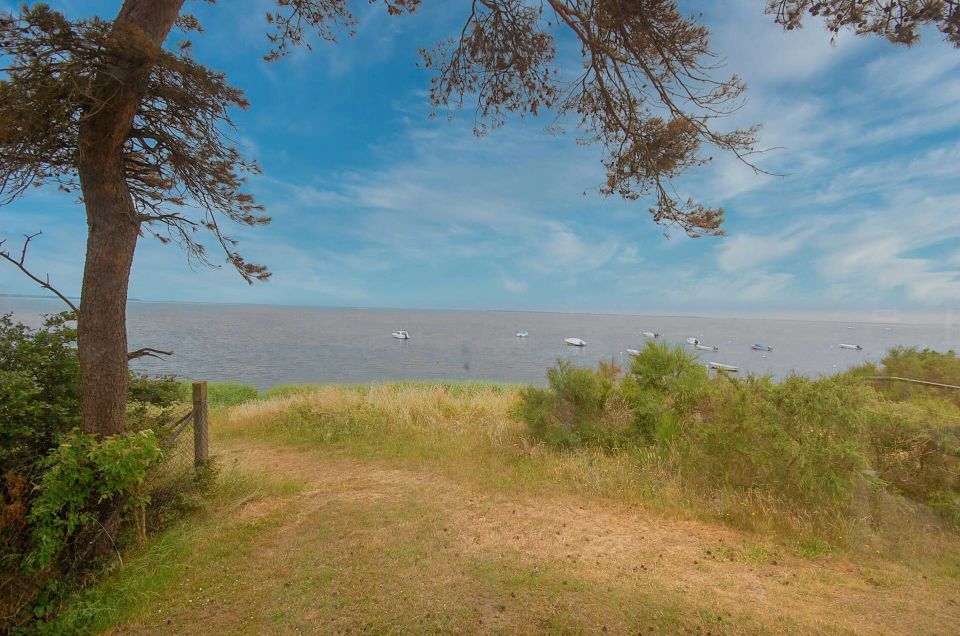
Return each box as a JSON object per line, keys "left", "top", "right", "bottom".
{"left": 862, "top": 399, "right": 960, "bottom": 521}
{"left": 0, "top": 313, "right": 81, "bottom": 482}
{"left": 519, "top": 359, "right": 624, "bottom": 449}
{"left": 0, "top": 314, "right": 198, "bottom": 629}
{"left": 517, "top": 344, "right": 960, "bottom": 531}
{"left": 128, "top": 373, "right": 186, "bottom": 408}
{"left": 628, "top": 341, "right": 704, "bottom": 390}
{"left": 685, "top": 376, "right": 869, "bottom": 508}
{"left": 854, "top": 347, "right": 960, "bottom": 406}
{"left": 26, "top": 430, "right": 163, "bottom": 573}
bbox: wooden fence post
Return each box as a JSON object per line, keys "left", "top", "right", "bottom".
{"left": 192, "top": 380, "right": 208, "bottom": 467}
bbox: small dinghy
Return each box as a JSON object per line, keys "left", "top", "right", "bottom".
{"left": 626, "top": 348, "right": 641, "bottom": 356}
{"left": 641, "top": 331, "right": 659, "bottom": 339}
{"left": 516, "top": 329, "right": 529, "bottom": 338}
{"left": 564, "top": 337, "right": 586, "bottom": 347}
{"left": 707, "top": 362, "right": 739, "bottom": 372}
{"left": 391, "top": 330, "right": 410, "bottom": 340}
{"left": 686, "top": 337, "right": 701, "bottom": 346}
{"left": 694, "top": 343, "right": 719, "bottom": 352}
{"left": 752, "top": 343, "right": 773, "bottom": 352}
{"left": 839, "top": 343, "right": 862, "bottom": 350}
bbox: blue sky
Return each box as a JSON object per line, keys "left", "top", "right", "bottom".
{"left": 2, "top": 1, "right": 960, "bottom": 320}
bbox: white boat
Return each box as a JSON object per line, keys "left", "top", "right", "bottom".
{"left": 838, "top": 343, "right": 862, "bottom": 350}
{"left": 707, "top": 362, "right": 739, "bottom": 372}
{"left": 564, "top": 337, "right": 586, "bottom": 347}
{"left": 694, "top": 343, "right": 718, "bottom": 352}
{"left": 641, "top": 331, "right": 659, "bottom": 339}
{"left": 686, "top": 337, "right": 700, "bottom": 346}
{"left": 626, "top": 348, "right": 641, "bottom": 356}
{"left": 516, "top": 329, "right": 529, "bottom": 338}
{"left": 392, "top": 330, "right": 410, "bottom": 340}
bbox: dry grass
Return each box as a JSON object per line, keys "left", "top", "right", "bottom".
{"left": 47, "top": 383, "right": 960, "bottom": 634}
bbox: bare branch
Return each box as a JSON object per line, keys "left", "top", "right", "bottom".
{"left": 0, "top": 230, "right": 79, "bottom": 313}
{"left": 127, "top": 347, "right": 174, "bottom": 361}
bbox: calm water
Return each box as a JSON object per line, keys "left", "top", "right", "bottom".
{"left": 3, "top": 298, "right": 958, "bottom": 390}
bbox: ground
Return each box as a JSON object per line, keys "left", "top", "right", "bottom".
{"left": 89, "top": 432, "right": 958, "bottom": 635}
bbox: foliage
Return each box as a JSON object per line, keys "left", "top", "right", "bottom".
{"left": 0, "top": 4, "right": 269, "bottom": 279}
{"left": 518, "top": 343, "right": 960, "bottom": 526}
{"left": 518, "top": 359, "right": 623, "bottom": 449}
{"left": 768, "top": 0, "right": 960, "bottom": 47}
{"left": 127, "top": 374, "right": 185, "bottom": 409}
{"left": 683, "top": 375, "right": 869, "bottom": 508}
{"left": 627, "top": 341, "right": 704, "bottom": 390}
{"left": 26, "top": 430, "right": 163, "bottom": 573}
{"left": 0, "top": 314, "right": 200, "bottom": 630}
{"left": 852, "top": 347, "right": 960, "bottom": 406}
{"left": 0, "top": 313, "right": 80, "bottom": 478}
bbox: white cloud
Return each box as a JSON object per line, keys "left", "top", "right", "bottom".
{"left": 814, "top": 194, "right": 960, "bottom": 305}
{"left": 716, "top": 218, "right": 832, "bottom": 272}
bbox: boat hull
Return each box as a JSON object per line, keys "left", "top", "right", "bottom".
{"left": 708, "top": 362, "right": 739, "bottom": 372}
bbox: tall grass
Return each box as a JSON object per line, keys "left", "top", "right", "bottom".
{"left": 214, "top": 359, "right": 959, "bottom": 560}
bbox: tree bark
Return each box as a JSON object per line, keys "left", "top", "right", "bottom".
{"left": 76, "top": 0, "right": 185, "bottom": 438}
{"left": 77, "top": 163, "right": 140, "bottom": 436}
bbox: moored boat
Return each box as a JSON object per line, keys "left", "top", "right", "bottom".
{"left": 752, "top": 343, "right": 773, "bottom": 351}
{"left": 641, "top": 331, "right": 659, "bottom": 339}
{"left": 694, "top": 343, "right": 719, "bottom": 352}
{"left": 392, "top": 330, "right": 410, "bottom": 340}
{"left": 564, "top": 337, "right": 586, "bottom": 347}
{"left": 707, "top": 362, "right": 739, "bottom": 372}
{"left": 838, "top": 343, "right": 862, "bottom": 350}
{"left": 686, "top": 337, "right": 700, "bottom": 346}
{"left": 626, "top": 348, "right": 641, "bottom": 356}
{"left": 516, "top": 329, "right": 529, "bottom": 338}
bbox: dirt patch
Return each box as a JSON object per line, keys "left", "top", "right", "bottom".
{"left": 195, "top": 438, "right": 960, "bottom": 634}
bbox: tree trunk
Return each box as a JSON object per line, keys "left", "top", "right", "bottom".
{"left": 76, "top": 0, "right": 185, "bottom": 438}
{"left": 77, "top": 162, "right": 140, "bottom": 437}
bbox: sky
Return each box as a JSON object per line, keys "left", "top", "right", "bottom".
{"left": 2, "top": 0, "right": 960, "bottom": 321}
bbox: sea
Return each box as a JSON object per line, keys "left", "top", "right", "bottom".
{"left": 2, "top": 297, "right": 958, "bottom": 390}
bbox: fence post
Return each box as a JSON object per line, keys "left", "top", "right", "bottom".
{"left": 192, "top": 380, "right": 209, "bottom": 467}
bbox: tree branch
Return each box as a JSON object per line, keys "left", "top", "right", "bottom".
{"left": 0, "top": 231, "right": 79, "bottom": 313}
{"left": 127, "top": 347, "right": 174, "bottom": 361}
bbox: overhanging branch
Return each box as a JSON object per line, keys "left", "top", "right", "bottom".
{"left": 0, "top": 231, "right": 79, "bottom": 313}
{"left": 127, "top": 347, "right": 174, "bottom": 361}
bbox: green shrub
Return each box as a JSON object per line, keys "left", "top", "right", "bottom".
{"left": 854, "top": 347, "right": 960, "bottom": 406}
{"left": 685, "top": 376, "right": 869, "bottom": 508}
{"left": 862, "top": 399, "right": 960, "bottom": 521}
{"left": 519, "top": 346, "right": 960, "bottom": 531}
{"left": 26, "top": 430, "right": 163, "bottom": 572}
{"left": 0, "top": 314, "right": 203, "bottom": 630}
{"left": 520, "top": 359, "right": 635, "bottom": 450}
{"left": 127, "top": 373, "right": 186, "bottom": 408}
{"left": 0, "top": 313, "right": 81, "bottom": 481}
{"left": 628, "top": 341, "right": 704, "bottom": 390}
